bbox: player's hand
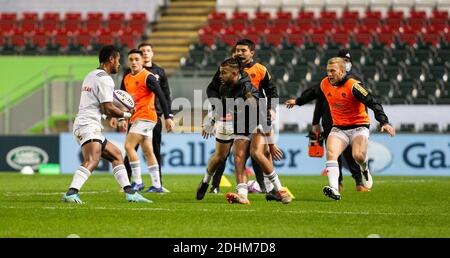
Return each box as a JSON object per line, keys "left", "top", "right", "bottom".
{"left": 285, "top": 99, "right": 296, "bottom": 109}
{"left": 202, "top": 129, "right": 212, "bottom": 139}
{"left": 118, "top": 119, "right": 128, "bottom": 132}
{"left": 165, "top": 118, "right": 174, "bottom": 132}
{"left": 269, "top": 144, "right": 283, "bottom": 161}
{"left": 381, "top": 124, "right": 396, "bottom": 137}
{"left": 269, "top": 109, "right": 276, "bottom": 122}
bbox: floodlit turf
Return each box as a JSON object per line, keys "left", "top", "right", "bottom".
{"left": 0, "top": 173, "right": 449, "bottom": 238}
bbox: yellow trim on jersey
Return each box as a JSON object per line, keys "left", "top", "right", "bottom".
{"left": 353, "top": 82, "right": 368, "bottom": 97}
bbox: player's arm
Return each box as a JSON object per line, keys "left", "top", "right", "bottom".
{"left": 98, "top": 77, "right": 132, "bottom": 119}
{"left": 146, "top": 74, "right": 174, "bottom": 131}
{"left": 158, "top": 67, "right": 174, "bottom": 119}
{"left": 311, "top": 81, "right": 324, "bottom": 125}
{"left": 285, "top": 83, "right": 324, "bottom": 108}
{"left": 352, "top": 82, "right": 396, "bottom": 136}
{"left": 206, "top": 68, "right": 221, "bottom": 99}
{"left": 101, "top": 102, "right": 132, "bottom": 118}
{"left": 260, "top": 69, "right": 278, "bottom": 109}
{"left": 244, "top": 81, "right": 273, "bottom": 134}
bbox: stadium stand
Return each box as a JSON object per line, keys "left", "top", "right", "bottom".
{"left": 177, "top": 0, "right": 449, "bottom": 106}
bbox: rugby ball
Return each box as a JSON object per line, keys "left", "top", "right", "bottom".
{"left": 113, "top": 90, "right": 134, "bottom": 111}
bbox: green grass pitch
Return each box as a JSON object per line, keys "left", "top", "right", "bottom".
{"left": 0, "top": 173, "right": 449, "bottom": 238}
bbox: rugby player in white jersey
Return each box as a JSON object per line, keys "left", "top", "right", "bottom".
{"left": 62, "top": 45, "right": 151, "bottom": 204}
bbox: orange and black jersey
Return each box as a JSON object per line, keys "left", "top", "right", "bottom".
{"left": 295, "top": 74, "right": 389, "bottom": 129}
{"left": 313, "top": 70, "right": 365, "bottom": 131}
{"left": 122, "top": 64, "right": 173, "bottom": 118}
{"left": 120, "top": 70, "right": 170, "bottom": 122}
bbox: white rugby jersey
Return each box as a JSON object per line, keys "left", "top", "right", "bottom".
{"left": 73, "top": 69, "right": 114, "bottom": 129}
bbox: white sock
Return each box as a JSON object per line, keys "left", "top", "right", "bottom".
{"left": 264, "top": 177, "right": 274, "bottom": 192}
{"left": 113, "top": 164, "right": 131, "bottom": 189}
{"left": 202, "top": 168, "right": 213, "bottom": 183}
{"left": 326, "top": 160, "right": 340, "bottom": 191}
{"left": 148, "top": 165, "right": 161, "bottom": 188}
{"left": 236, "top": 183, "right": 248, "bottom": 200}
{"left": 130, "top": 161, "right": 142, "bottom": 184}
{"left": 264, "top": 171, "right": 283, "bottom": 192}
{"left": 69, "top": 166, "right": 91, "bottom": 191}
{"left": 358, "top": 157, "right": 369, "bottom": 171}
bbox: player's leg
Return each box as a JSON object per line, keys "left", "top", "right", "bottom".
{"left": 141, "top": 137, "right": 163, "bottom": 193}
{"left": 210, "top": 159, "right": 226, "bottom": 193}
{"left": 125, "top": 130, "right": 145, "bottom": 188}
{"left": 350, "top": 128, "right": 372, "bottom": 189}
{"left": 152, "top": 117, "right": 163, "bottom": 187}
{"left": 63, "top": 125, "right": 104, "bottom": 204}
{"left": 125, "top": 144, "right": 140, "bottom": 181}
{"left": 102, "top": 140, "right": 151, "bottom": 203}
{"left": 337, "top": 154, "right": 344, "bottom": 191}
{"left": 250, "top": 157, "right": 267, "bottom": 193}
{"left": 249, "top": 133, "right": 291, "bottom": 204}
{"left": 323, "top": 128, "right": 349, "bottom": 200}
{"left": 63, "top": 140, "right": 102, "bottom": 203}
{"left": 226, "top": 137, "right": 250, "bottom": 204}
{"left": 342, "top": 145, "right": 366, "bottom": 191}
{"left": 196, "top": 140, "right": 232, "bottom": 200}
{"left": 210, "top": 120, "right": 234, "bottom": 193}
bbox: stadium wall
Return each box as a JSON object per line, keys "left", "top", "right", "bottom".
{"left": 1, "top": 134, "right": 449, "bottom": 176}
{"left": 57, "top": 133, "right": 450, "bottom": 176}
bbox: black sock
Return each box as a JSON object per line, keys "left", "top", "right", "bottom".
{"left": 123, "top": 186, "right": 135, "bottom": 194}
{"left": 66, "top": 188, "right": 78, "bottom": 195}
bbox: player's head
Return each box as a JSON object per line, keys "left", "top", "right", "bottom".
{"left": 235, "top": 39, "right": 255, "bottom": 64}
{"left": 327, "top": 57, "right": 346, "bottom": 85}
{"left": 219, "top": 57, "right": 241, "bottom": 86}
{"left": 99, "top": 45, "right": 121, "bottom": 74}
{"left": 337, "top": 49, "right": 353, "bottom": 72}
{"left": 127, "top": 49, "right": 144, "bottom": 73}
{"left": 138, "top": 42, "right": 154, "bottom": 64}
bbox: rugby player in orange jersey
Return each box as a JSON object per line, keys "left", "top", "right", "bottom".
{"left": 285, "top": 57, "right": 395, "bottom": 200}
{"left": 118, "top": 49, "right": 173, "bottom": 199}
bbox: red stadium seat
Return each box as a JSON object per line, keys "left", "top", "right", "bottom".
{"left": 353, "top": 26, "right": 373, "bottom": 46}
{"left": 22, "top": 12, "right": 38, "bottom": 21}
{"left": 320, "top": 11, "right": 337, "bottom": 19}
{"left": 65, "top": 12, "right": 81, "bottom": 21}
{"left": 254, "top": 11, "right": 270, "bottom": 20}
{"left": 342, "top": 10, "right": 359, "bottom": 19}
{"left": 87, "top": 12, "right": 103, "bottom": 21}
{"left": 232, "top": 12, "right": 249, "bottom": 20}
{"left": 33, "top": 31, "right": 48, "bottom": 48}
{"left": 276, "top": 11, "right": 292, "bottom": 20}
{"left": 208, "top": 12, "right": 227, "bottom": 21}
{"left": 54, "top": 29, "right": 69, "bottom": 48}
{"left": 128, "top": 20, "right": 146, "bottom": 35}
{"left": 130, "top": 12, "right": 147, "bottom": 21}
{"left": 1, "top": 13, "right": 17, "bottom": 21}
{"left": 252, "top": 18, "right": 270, "bottom": 31}
{"left": 365, "top": 10, "right": 382, "bottom": 19}
{"left": 43, "top": 12, "right": 60, "bottom": 21}
{"left": 11, "top": 29, "right": 25, "bottom": 47}
{"left": 119, "top": 34, "right": 137, "bottom": 49}
{"left": 108, "top": 12, "right": 125, "bottom": 22}
{"left": 421, "top": 32, "right": 441, "bottom": 46}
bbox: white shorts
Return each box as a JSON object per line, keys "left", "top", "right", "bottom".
{"left": 73, "top": 124, "right": 105, "bottom": 146}
{"left": 329, "top": 126, "right": 370, "bottom": 146}
{"left": 129, "top": 120, "right": 156, "bottom": 138}
{"left": 215, "top": 120, "right": 234, "bottom": 142}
